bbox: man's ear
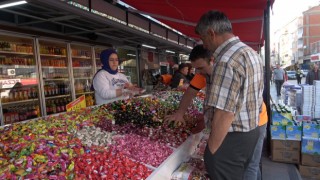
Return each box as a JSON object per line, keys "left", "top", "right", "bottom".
{"left": 208, "top": 28, "right": 215, "bottom": 39}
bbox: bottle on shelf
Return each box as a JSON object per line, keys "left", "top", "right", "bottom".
{"left": 46, "top": 100, "right": 52, "bottom": 115}
{"left": 51, "top": 100, "right": 57, "bottom": 114}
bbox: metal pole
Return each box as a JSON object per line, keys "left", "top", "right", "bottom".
{"left": 264, "top": 0, "right": 271, "bottom": 156}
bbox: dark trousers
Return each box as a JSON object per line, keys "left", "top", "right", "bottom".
{"left": 297, "top": 77, "right": 301, "bottom": 84}
{"left": 204, "top": 127, "right": 259, "bottom": 180}
{"left": 275, "top": 80, "right": 284, "bottom": 96}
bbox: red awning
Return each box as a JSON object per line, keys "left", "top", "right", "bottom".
{"left": 122, "top": 0, "right": 275, "bottom": 51}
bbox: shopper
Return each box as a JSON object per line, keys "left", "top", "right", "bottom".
{"left": 92, "top": 48, "right": 132, "bottom": 105}
{"left": 186, "top": 63, "right": 195, "bottom": 81}
{"left": 273, "top": 64, "right": 285, "bottom": 96}
{"left": 305, "top": 63, "right": 320, "bottom": 85}
{"left": 195, "top": 10, "right": 263, "bottom": 179}
{"left": 170, "top": 63, "right": 189, "bottom": 89}
{"left": 153, "top": 74, "right": 172, "bottom": 90}
{"left": 295, "top": 67, "right": 303, "bottom": 85}
{"left": 165, "top": 45, "right": 267, "bottom": 180}
{"left": 165, "top": 45, "right": 213, "bottom": 127}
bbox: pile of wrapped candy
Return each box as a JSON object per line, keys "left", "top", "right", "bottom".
{"left": 0, "top": 90, "right": 204, "bottom": 179}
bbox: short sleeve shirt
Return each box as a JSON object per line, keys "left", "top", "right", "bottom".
{"left": 205, "top": 37, "right": 264, "bottom": 132}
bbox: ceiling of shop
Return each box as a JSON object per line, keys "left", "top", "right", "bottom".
{"left": 122, "top": 0, "right": 275, "bottom": 51}
{"left": 0, "top": 0, "right": 193, "bottom": 54}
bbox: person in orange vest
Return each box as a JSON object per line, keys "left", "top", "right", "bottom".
{"left": 170, "top": 63, "right": 189, "bottom": 89}
{"left": 153, "top": 74, "right": 172, "bottom": 90}
{"left": 165, "top": 45, "right": 268, "bottom": 180}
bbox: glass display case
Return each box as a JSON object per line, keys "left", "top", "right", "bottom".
{"left": 0, "top": 33, "right": 140, "bottom": 124}
{"left": 94, "top": 46, "right": 105, "bottom": 70}
{"left": 71, "top": 44, "right": 95, "bottom": 106}
{"left": 118, "top": 48, "right": 138, "bottom": 84}
{"left": 0, "top": 34, "right": 41, "bottom": 125}
{"left": 38, "top": 39, "right": 72, "bottom": 116}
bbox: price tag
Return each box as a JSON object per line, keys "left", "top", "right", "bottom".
{"left": 66, "top": 95, "right": 86, "bottom": 112}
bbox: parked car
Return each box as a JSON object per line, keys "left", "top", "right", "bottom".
{"left": 286, "top": 71, "right": 296, "bottom": 80}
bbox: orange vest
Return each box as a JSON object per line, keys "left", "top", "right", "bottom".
{"left": 259, "top": 102, "right": 268, "bottom": 126}
{"left": 161, "top": 74, "right": 172, "bottom": 85}
{"left": 190, "top": 74, "right": 268, "bottom": 126}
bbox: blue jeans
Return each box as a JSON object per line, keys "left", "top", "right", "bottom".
{"left": 243, "top": 124, "right": 267, "bottom": 180}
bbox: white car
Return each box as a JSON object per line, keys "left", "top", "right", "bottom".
{"left": 286, "top": 71, "right": 296, "bottom": 80}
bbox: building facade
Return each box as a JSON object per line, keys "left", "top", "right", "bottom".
{"left": 303, "top": 5, "right": 320, "bottom": 69}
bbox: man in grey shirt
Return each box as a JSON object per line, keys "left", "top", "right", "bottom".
{"left": 273, "top": 64, "right": 285, "bottom": 96}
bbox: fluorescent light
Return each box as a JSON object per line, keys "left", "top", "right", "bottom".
{"left": 142, "top": 44, "right": 156, "bottom": 49}
{"left": 165, "top": 50, "right": 175, "bottom": 54}
{"left": 127, "top": 53, "right": 136, "bottom": 57}
{"left": 0, "top": 0, "right": 27, "bottom": 9}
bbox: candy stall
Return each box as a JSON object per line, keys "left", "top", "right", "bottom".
{"left": 0, "top": 90, "right": 208, "bottom": 179}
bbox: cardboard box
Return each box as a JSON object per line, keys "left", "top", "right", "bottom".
{"left": 271, "top": 125, "right": 286, "bottom": 140}
{"left": 301, "top": 138, "right": 320, "bottom": 154}
{"left": 286, "top": 125, "right": 302, "bottom": 140}
{"left": 299, "top": 165, "right": 320, "bottom": 179}
{"left": 272, "top": 112, "right": 292, "bottom": 126}
{"left": 271, "top": 140, "right": 301, "bottom": 151}
{"left": 301, "top": 154, "right": 320, "bottom": 167}
{"left": 271, "top": 149, "right": 300, "bottom": 164}
{"left": 303, "top": 122, "right": 320, "bottom": 140}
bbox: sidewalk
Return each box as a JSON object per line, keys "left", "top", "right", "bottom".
{"left": 261, "top": 78, "right": 304, "bottom": 180}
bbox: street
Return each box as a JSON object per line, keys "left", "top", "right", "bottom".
{"left": 270, "top": 77, "right": 306, "bottom": 104}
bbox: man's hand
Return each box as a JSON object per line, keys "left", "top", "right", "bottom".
{"left": 164, "top": 111, "right": 186, "bottom": 127}
{"left": 207, "top": 108, "right": 234, "bottom": 155}
{"left": 191, "top": 114, "right": 205, "bottom": 134}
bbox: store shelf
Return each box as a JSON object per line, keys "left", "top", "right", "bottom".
{"left": 45, "top": 94, "right": 70, "bottom": 99}
{"left": 74, "top": 77, "right": 93, "bottom": 80}
{"left": 76, "top": 91, "right": 94, "bottom": 96}
{"left": 44, "top": 78, "right": 69, "bottom": 81}
{"left": 0, "top": 65, "right": 36, "bottom": 69}
{"left": 72, "top": 56, "right": 91, "bottom": 59}
{"left": 0, "top": 50, "right": 33, "bottom": 56}
{"left": 40, "top": 54, "right": 66, "bottom": 58}
{"left": 73, "top": 67, "right": 92, "bottom": 69}
{"left": 2, "top": 98, "right": 39, "bottom": 106}
{"left": 42, "top": 66, "right": 67, "bottom": 69}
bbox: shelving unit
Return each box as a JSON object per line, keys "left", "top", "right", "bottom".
{"left": 71, "top": 43, "right": 95, "bottom": 106}
{"left": 0, "top": 34, "right": 41, "bottom": 126}
{"left": 38, "top": 39, "right": 72, "bottom": 116}
{"left": 0, "top": 33, "right": 134, "bottom": 125}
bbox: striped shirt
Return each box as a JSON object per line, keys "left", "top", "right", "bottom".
{"left": 204, "top": 37, "right": 264, "bottom": 132}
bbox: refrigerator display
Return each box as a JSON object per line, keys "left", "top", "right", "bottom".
{"left": 118, "top": 48, "right": 138, "bottom": 84}
{"left": 94, "top": 46, "right": 105, "bottom": 70}
{"left": 0, "top": 35, "right": 41, "bottom": 125}
{"left": 71, "top": 44, "right": 95, "bottom": 106}
{"left": 38, "top": 40, "right": 71, "bottom": 116}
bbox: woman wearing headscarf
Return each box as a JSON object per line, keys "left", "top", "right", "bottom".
{"left": 92, "top": 48, "right": 132, "bottom": 105}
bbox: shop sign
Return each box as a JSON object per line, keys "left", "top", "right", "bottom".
{"left": 160, "top": 62, "right": 169, "bottom": 66}
{"left": 0, "top": 79, "right": 21, "bottom": 88}
{"left": 310, "top": 53, "right": 320, "bottom": 62}
{"left": 66, "top": 95, "right": 86, "bottom": 112}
